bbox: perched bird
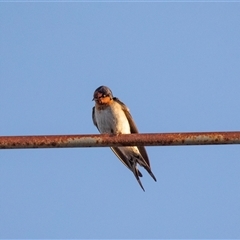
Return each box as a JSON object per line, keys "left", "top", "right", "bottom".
{"left": 92, "top": 85, "right": 156, "bottom": 191}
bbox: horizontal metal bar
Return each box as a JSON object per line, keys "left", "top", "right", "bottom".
{"left": 0, "top": 132, "right": 240, "bottom": 149}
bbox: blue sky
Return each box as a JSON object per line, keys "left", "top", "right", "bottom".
{"left": 0, "top": 2, "right": 240, "bottom": 239}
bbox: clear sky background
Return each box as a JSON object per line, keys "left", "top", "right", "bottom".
{"left": 0, "top": 2, "right": 240, "bottom": 239}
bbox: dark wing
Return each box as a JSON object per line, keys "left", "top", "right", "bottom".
{"left": 110, "top": 147, "right": 143, "bottom": 177}
{"left": 113, "top": 97, "right": 151, "bottom": 168}
{"left": 111, "top": 147, "right": 131, "bottom": 170}
{"left": 92, "top": 106, "right": 99, "bottom": 131}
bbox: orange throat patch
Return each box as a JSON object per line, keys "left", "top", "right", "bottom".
{"left": 95, "top": 97, "right": 113, "bottom": 110}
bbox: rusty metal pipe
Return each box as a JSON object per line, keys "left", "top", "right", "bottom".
{"left": 0, "top": 132, "right": 240, "bottom": 149}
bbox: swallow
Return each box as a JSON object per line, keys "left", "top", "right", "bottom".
{"left": 92, "top": 85, "right": 157, "bottom": 191}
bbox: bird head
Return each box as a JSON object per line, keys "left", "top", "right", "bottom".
{"left": 92, "top": 86, "right": 113, "bottom": 105}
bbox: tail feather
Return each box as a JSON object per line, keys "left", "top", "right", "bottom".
{"left": 132, "top": 165, "right": 145, "bottom": 191}
{"left": 135, "top": 154, "right": 157, "bottom": 182}
{"left": 143, "top": 166, "right": 157, "bottom": 182}
{"left": 138, "top": 169, "right": 143, "bottom": 177}
{"left": 114, "top": 148, "right": 156, "bottom": 191}
{"left": 136, "top": 178, "right": 145, "bottom": 192}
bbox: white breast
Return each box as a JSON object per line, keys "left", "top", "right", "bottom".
{"left": 95, "top": 101, "right": 131, "bottom": 134}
